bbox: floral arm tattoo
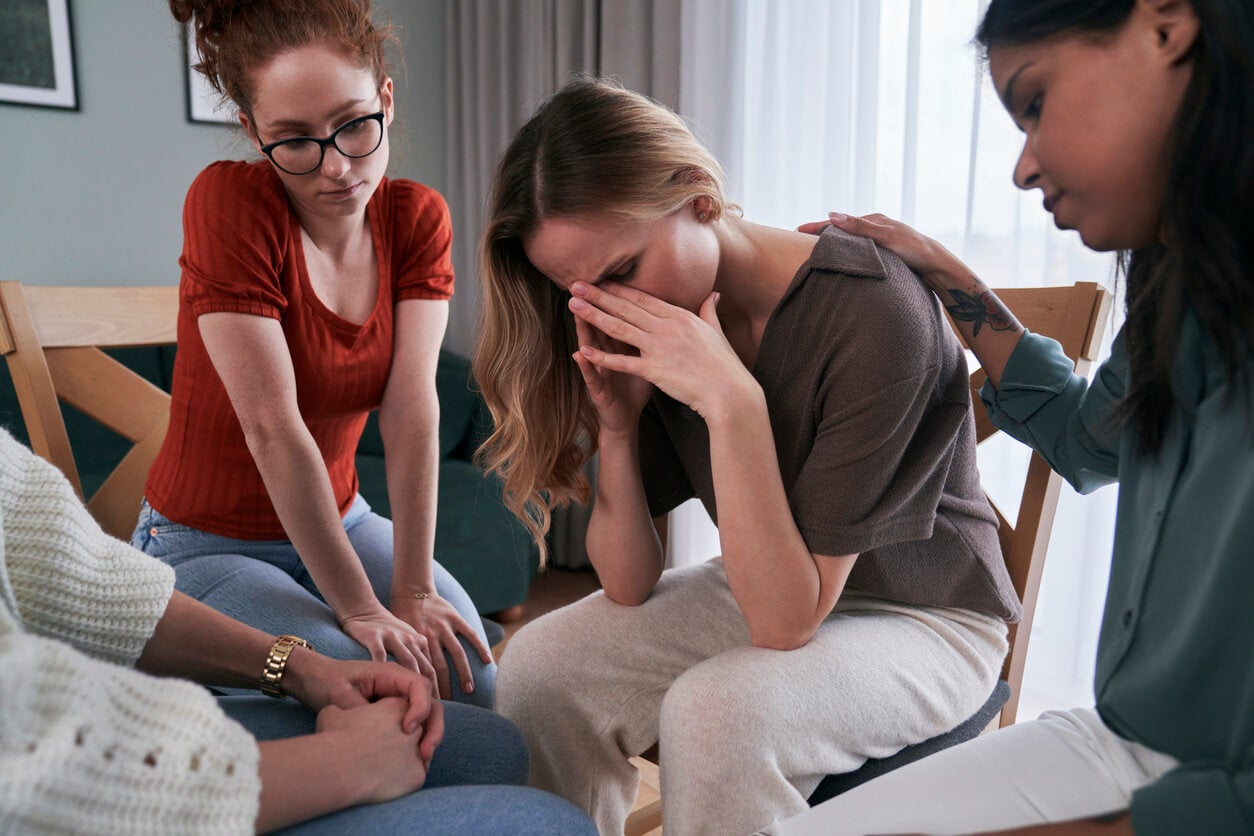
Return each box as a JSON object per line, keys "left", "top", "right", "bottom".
{"left": 944, "top": 282, "right": 1019, "bottom": 337}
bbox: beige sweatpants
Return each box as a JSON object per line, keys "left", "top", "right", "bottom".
{"left": 496, "top": 558, "right": 1008, "bottom": 836}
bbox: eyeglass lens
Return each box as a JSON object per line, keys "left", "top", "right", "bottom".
{"left": 269, "top": 114, "right": 383, "bottom": 175}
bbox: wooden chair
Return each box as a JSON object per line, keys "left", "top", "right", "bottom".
{"left": 624, "top": 281, "right": 1111, "bottom": 834}
{"left": 0, "top": 281, "right": 179, "bottom": 540}
{"left": 959, "top": 281, "right": 1111, "bottom": 728}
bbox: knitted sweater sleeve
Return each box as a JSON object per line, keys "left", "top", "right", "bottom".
{"left": 0, "top": 432, "right": 261, "bottom": 834}
{"left": 0, "top": 431, "right": 174, "bottom": 664}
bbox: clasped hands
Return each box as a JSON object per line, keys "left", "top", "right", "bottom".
{"left": 283, "top": 647, "right": 444, "bottom": 776}
{"left": 568, "top": 280, "right": 755, "bottom": 426}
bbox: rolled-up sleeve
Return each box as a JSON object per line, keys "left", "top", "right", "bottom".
{"left": 979, "top": 328, "right": 1126, "bottom": 493}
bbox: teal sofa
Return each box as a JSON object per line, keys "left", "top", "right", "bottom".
{"left": 0, "top": 347, "right": 537, "bottom": 618}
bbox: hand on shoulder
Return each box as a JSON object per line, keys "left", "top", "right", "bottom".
{"left": 799, "top": 212, "right": 973, "bottom": 292}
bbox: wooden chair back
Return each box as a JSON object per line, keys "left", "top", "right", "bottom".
{"left": 955, "top": 282, "right": 1111, "bottom": 726}
{"left": 0, "top": 281, "right": 179, "bottom": 540}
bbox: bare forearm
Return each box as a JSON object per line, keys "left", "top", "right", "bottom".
{"left": 136, "top": 592, "right": 335, "bottom": 696}
{"left": 247, "top": 428, "right": 376, "bottom": 616}
{"left": 918, "top": 260, "right": 1025, "bottom": 390}
{"left": 586, "top": 431, "right": 664, "bottom": 605}
{"left": 255, "top": 734, "right": 367, "bottom": 833}
{"left": 380, "top": 405, "right": 440, "bottom": 596}
{"left": 136, "top": 590, "right": 274, "bottom": 688}
{"left": 706, "top": 386, "right": 849, "bottom": 649}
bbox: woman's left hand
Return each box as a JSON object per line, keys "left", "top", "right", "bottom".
{"left": 281, "top": 649, "right": 438, "bottom": 735}
{"left": 391, "top": 594, "right": 494, "bottom": 701}
{"left": 568, "top": 280, "right": 757, "bottom": 421}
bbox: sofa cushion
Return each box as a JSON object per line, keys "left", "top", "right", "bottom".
{"left": 434, "top": 350, "right": 480, "bottom": 460}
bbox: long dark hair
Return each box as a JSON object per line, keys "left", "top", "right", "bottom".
{"left": 978, "top": 0, "right": 1254, "bottom": 452}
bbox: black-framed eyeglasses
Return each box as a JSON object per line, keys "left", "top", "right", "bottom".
{"left": 259, "top": 111, "right": 386, "bottom": 176}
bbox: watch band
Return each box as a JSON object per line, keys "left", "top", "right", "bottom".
{"left": 260, "top": 634, "right": 311, "bottom": 698}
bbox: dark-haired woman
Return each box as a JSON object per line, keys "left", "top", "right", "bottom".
{"left": 777, "top": 1, "right": 1252, "bottom": 834}
{"left": 135, "top": 0, "right": 495, "bottom": 708}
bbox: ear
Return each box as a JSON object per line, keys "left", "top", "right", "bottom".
{"left": 238, "top": 111, "right": 264, "bottom": 154}
{"left": 1141, "top": 0, "right": 1200, "bottom": 65}
{"left": 380, "top": 76, "right": 395, "bottom": 125}
{"left": 691, "top": 195, "right": 714, "bottom": 223}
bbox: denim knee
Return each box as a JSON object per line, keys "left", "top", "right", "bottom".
{"left": 425, "top": 702, "right": 529, "bottom": 788}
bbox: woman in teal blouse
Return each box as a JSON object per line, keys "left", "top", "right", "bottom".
{"left": 777, "top": 0, "right": 1252, "bottom": 834}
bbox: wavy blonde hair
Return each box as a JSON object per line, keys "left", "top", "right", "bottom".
{"left": 472, "top": 77, "right": 735, "bottom": 564}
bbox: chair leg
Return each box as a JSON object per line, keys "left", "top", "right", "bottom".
{"left": 625, "top": 756, "right": 663, "bottom": 835}
{"left": 625, "top": 800, "right": 663, "bottom": 836}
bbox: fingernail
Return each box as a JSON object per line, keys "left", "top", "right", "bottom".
{"left": 713, "top": 292, "right": 721, "bottom": 306}
{"left": 580, "top": 345, "right": 595, "bottom": 356}
{"left": 571, "top": 282, "right": 589, "bottom": 297}
{"left": 829, "top": 212, "right": 848, "bottom": 224}
{"left": 569, "top": 297, "right": 587, "bottom": 311}
{"left": 465, "top": 681, "right": 475, "bottom": 693}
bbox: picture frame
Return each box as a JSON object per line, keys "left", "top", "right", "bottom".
{"left": 184, "top": 23, "right": 235, "bottom": 125}
{"left": 0, "top": 0, "right": 78, "bottom": 111}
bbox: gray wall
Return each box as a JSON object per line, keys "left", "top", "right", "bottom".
{"left": 0, "top": 0, "right": 447, "bottom": 287}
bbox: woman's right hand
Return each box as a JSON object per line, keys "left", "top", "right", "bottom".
{"left": 573, "top": 315, "right": 654, "bottom": 440}
{"left": 256, "top": 696, "right": 439, "bottom": 831}
{"left": 316, "top": 697, "right": 437, "bottom": 801}
{"left": 799, "top": 212, "right": 973, "bottom": 293}
{"left": 338, "top": 602, "right": 439, "bottom": 688}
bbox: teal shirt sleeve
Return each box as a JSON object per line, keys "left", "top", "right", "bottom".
{"left": 978, "top": 328, "right": 1126, "bottom": 494}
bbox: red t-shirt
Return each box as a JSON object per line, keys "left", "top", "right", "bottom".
{"left": 145, "top": 161, "right": 454, "bottom": 539}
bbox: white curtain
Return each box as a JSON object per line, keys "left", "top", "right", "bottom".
{"left": 675, "top": 0, "right": 1121, "bottom": 719}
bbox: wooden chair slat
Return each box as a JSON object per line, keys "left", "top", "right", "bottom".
{"left": 0, "top": 281, "right": 177, "bottom": 537}
{"left": 22, "top": 285, "right": 178, "bottom": 348}
{"left": 46, "top": 347, "right": 171, "bottom": 442}
{"left": 86, "top": 413, "right": 171, "bottom": 541}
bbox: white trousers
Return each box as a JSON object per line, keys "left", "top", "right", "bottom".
{"left": 769, "top": 705, "right": 1179, "bottom": 836}
{"left": 496, "top": 559, "right": 1008, "bottom": 835}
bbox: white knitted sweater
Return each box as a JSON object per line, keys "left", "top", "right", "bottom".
{"left": 0, "top": 431, "right": 260, "bottom": 834}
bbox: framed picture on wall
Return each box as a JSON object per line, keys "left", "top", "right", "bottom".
{"left": 0, "top": 0, "right": 78, "bottom": 110}
{"left": 184, "top": 23, "right": 234, "bottom": 125}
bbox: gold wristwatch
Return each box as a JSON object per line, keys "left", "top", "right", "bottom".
{"left": 260, "top": 634, "right": 311, "bottom": 698}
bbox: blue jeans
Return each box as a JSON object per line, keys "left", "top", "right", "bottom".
{"left": 220, "top": 696, "right": 596, "bottom": 835}
{"left": 132, "top": 495, "right": 496, "bottom": 709}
